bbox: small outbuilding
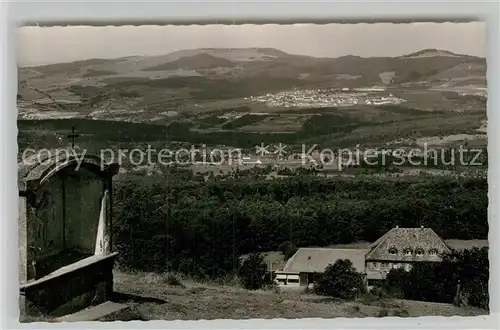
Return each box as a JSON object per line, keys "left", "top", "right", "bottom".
{"left": 275, "top": 248, "right": 368, "bottom": 288}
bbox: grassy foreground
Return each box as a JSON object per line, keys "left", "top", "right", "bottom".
{"left": 111, "top": 270, "right": 487, "bottom": 320}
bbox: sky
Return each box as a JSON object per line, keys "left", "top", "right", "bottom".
{"left": 17, "top": 22, "right": 487, "bottom": 67}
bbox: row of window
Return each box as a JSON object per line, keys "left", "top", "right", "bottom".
{"left": 388, "top": 247, "right": 438, "bottom": 256}
{"left": 370, "top": 262, "right": 412, "bottom": 270}
{"left": 276, "top": 278, "right": 299, "bottom": 285}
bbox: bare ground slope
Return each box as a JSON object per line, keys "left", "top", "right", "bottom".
{"left": 112, "top": 270, "right": 487, "bottom": 320}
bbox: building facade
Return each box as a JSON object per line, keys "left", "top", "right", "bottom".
{"left": 364, "top": 226, "right": 451, "bottom": 284}
{"left": 275, "top": 248, "right": 368, "bottom": 288}
{"left": 275, "top": 226, "right": 453, "bottom": 289}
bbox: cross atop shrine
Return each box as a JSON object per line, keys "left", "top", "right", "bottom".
{"left": 67, "top": 126, "right": 80, "bottom": 149}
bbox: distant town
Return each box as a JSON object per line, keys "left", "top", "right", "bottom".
{"left": 248, "top": 87, "right": 406, "bottom": 108}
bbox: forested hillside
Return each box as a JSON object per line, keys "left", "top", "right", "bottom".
{"left": 112, "top": 175, "right": 488, "bottom": 278}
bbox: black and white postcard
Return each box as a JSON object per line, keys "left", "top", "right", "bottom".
{"left": 16, "top": 21, "right": 489, "bottom": 322}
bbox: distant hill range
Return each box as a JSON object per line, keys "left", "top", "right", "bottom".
{"left": 19, "top": 47, "right": 486, "bottom": 84}
{"left": 17, "top": 47, "right": 487, "bottom": 121}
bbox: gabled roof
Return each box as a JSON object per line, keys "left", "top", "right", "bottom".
{"left": 282, "top": 248, "right": 368, "bottom": 274}
{"left": 365, "top": 227, "right": 451, "bottom": 262}
{"left": 18, "top": 150, "right": 119, "bottom": 192}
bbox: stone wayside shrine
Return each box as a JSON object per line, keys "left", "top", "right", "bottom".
{"left": 18, "top": 150, "right": 130, "bottom": 321}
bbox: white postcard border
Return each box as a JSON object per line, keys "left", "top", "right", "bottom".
{"left": 1, "top": 1, "right": 498, "bottom": 329}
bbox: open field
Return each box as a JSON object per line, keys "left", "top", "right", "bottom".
{"left": 17, "top": 106, "right": 488, "bottom": 178}
{"left": 415, "top": 134, "right": 487, "bottom": 147}
{"left": 18, "top": 48, "right": 487, "bottom": 159}
{"left": 18, "top": 104, "right": 486, "bottom": 150}
{"left": 111, "top": 270, "right": 487, "bottom": 320}
{"left": 18, "top": 48, "right": 487, "bottom": 123}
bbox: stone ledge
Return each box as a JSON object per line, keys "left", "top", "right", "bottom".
{"left": 20, "top": 253, "right": 118, "bottom": 291}
{"left": 54, "top": 301, "right": 130, "bottom": 322}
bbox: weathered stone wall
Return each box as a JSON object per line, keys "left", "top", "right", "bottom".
{"left": 32, "top": 177, "right": 65, "bottom": 259}
{"left": 19, "top": 153, "right": 120, "bottom": 320}
{"left": 63, "top": 167, "right": 104, "bottom": 254}
{"left": 22, "top": 166, "right": 106, "bottom": 280}
{"left": 21, "top": 255, "right": 116, "bottom": 318}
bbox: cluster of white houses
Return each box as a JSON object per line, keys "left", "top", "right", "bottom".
{"left": 275, "top": 226, "right": 479, "bottom": 289}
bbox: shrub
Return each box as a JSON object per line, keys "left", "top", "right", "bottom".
{"left": 238, "top": 253, "right": 273, "bottom": 290}
{"left": 383, "top": 268, "right": 408, "bottom": 297}
{"left": 446, "top": 248, "right": 489, "bottom": 309}
{"left": 465, "top": 280, "right": 488, "bottom": 309}
{"left": 401, "top": 248, "right": 489, "bottom": 309}
{"left": 402, "top": 262, "right": 455, "bottom": 303}
{"left": 314, "top": 259, "right": 366, "bottom": 300}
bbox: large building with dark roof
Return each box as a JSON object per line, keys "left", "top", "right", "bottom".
{"left": 275, "top": 226, "right": 456, "bottom": 288}
{"left": 364, "top": 226, "right": 451, "bottom": 284}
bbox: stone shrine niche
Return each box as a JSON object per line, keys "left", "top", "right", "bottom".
{"left": 60, "top": 166, "right": 104, "bottom": 255}
{"left": 18, "top": 151, "right": 119, "bottom": 317}
{"left": 26, "top": 166, "right": 107, "bottom": 279}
